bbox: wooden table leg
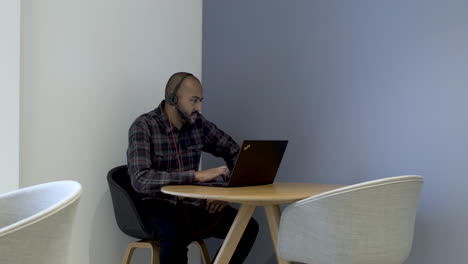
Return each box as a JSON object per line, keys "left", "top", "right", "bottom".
{"left": 213, "top": 204, "right": 256, "bottom": 264}
{"left": 264, "top": 205, "right": 292, "bottom": 264}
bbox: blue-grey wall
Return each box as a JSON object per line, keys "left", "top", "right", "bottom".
{"left": 202, "top": 1, "right": 468, "bottom": 263}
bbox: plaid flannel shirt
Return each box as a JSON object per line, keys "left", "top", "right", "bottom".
{"left": 127, "top": 101, "right": 240, "bottom": 206}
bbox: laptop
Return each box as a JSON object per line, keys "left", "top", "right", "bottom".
{"left": 194, "top": 140, "right": 288, "bottom": 187}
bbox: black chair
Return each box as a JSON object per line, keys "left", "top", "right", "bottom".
{"left": 107, "top": 165, "right": 210, "bottom": 264}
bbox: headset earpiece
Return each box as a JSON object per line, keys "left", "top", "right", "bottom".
{"left": 166, "top": 91, "right": 177, "bottom": 105}
{"left": 166, "top": 73, "right": 193, "bottom": 105}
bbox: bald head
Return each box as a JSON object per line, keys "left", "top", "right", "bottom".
{"left": 163, "top": 72, "right": 203, "bottom": 127}
{"left": 165, "top": 72, "right": 201, "bottom": 100}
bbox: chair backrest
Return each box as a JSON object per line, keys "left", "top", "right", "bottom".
{"left": 0, "top": 181, "right": 82, "bottom": 264}
{"left": 278, "top": 175, "right": 423, "bottom": 264}
{"left": 107, "top": 165, "right": 151, "bottom": 239}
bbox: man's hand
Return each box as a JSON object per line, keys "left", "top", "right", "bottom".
{"left": 206, "top": 200, "right": 230, "bottom": 213}
{"left": 194, "top": 166, "right": 230, "bottom": 182}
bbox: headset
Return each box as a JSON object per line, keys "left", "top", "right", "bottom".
{"left": 165, "top": 73, "right": 193, "bottom": 105}
{"left": 165, "top": 73, "right": 193, "bottom": 172}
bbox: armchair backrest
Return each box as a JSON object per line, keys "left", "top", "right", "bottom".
{"left": 278, "top": 175, "right": 423, "bottom": 264}
{"left": 0, "top": 181, "right": 82, "bottom": 264}
{"left": 107, "top": 165, "right": 150, "bottom": 239}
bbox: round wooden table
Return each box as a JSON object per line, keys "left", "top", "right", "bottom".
{"left": 162, "top": 182, "right": 344, "bottom": 264}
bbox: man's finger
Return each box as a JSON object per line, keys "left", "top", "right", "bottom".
{"left": 209, "top": 201, "right": 218, "bottom": 213}
{"left": 222, "top": 169, "right": 229, "bottom": 180}
{"left": 219, "top": 202, "right": 228, "bottom": 211}
{"left": 208, "top": 202, "right": 216, "bottom": 213}
{"left": 215, "top": 202, "right": 223, "bottom": 212}
{"left": 206, "top": 200, "right": 213, "bottom": 211}
{"left": 211, "top": 203, "right": 218, "bottom": 213}
{"left": 218, "top": 168, "right": 225, "bottom": 176}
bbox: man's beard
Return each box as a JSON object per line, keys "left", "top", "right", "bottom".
{"left": 176, "top": 104, "right": 198, "bottom": 124}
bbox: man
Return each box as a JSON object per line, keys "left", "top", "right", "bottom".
{"left": 127, "top": 72, "right": 258, "bottom": 263}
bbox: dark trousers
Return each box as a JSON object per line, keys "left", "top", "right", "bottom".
{"left": 140, "top": 199, "right": 259, "bottom": 264}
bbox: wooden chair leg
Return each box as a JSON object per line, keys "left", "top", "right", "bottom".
{"left": 122, "top": 244, "right": 137, "bottom": 264}
{"left": 150, "top": 241, "right": 160, "bottom": 264}
{"left": 122, "top": 239, "right": 209, "bottom": 264}
{"left": 122, "top": 240, "right": 159, "bottom": 264}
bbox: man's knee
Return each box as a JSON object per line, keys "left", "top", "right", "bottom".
{"left": 158, "top": 229, "right": 188, "bottom": 247}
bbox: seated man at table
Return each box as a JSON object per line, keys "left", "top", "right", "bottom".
{"left": 127, "top": 72, "right": 259, "bottom": 264}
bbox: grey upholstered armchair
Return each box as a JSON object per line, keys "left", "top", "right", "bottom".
{"left": 0, "top": 181, "right": 82, "bottom": 264}
{"left": 278, "top": 175, "right": 423, "bottom": 264}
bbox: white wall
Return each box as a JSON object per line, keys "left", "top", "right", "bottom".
{"left": 0, "top": 0, "right": 20, "bottom": 194}
{"left": 20, "top": 1, "right": 202, "bottom": 263}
